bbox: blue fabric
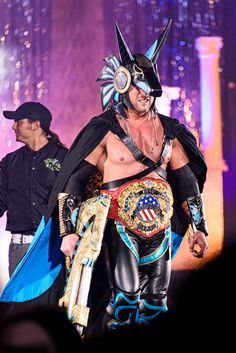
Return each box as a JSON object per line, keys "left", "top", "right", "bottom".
{"left": 0, "top": 216, "right": 64, "bottom": 302}
{"left": 0, "top": 218, "right": 183, "bottom": 303}
{"left": 115, "top": 220, "right": 182, "bottom": 263}
{"left": 171, "top": 232, "right": 183, "bottom": 259}
{"left": 115, "top": 220, "right": 139, "bottom": 262}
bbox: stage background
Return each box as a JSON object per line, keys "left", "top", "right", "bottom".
{"left": 0, "top": 0, "right": 235, "bottom": 294}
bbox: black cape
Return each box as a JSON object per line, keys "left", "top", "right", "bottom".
{"left": 46, "top": 107, "right": 207, "bottom": 236}
{"left": 0, "top": 108, "right": 207, "bottom": 319}
{"left": 47, "top": 106, "right": 207, "bottom": 325}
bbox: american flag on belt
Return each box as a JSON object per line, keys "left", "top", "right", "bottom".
{"left": 137, "top": 195, "right": 159, "bottom": 221}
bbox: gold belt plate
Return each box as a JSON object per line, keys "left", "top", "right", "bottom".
{"left": 116, "top": 178, "right": 173, "bottom": 237}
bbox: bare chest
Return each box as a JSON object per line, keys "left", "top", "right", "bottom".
{"left": 106, "top": 120, "right": 171, "bottom": 166}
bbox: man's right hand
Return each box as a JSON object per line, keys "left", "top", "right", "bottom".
{"left": 60, "top": 233, "right": 79, "bottom": 258}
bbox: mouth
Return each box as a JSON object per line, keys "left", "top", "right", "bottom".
{"left": 137, "top": 93, "right": 150, "bottom": 102}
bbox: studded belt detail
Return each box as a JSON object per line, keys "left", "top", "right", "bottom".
{"left": 101, "top": 177, "right": 173, "bottom": 238}
{"left": 11, "top": 233, "right": 34, "bottom": 244}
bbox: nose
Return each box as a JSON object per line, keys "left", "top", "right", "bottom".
{"left": 12, "top": 121, "right": 17, "bottom": 130}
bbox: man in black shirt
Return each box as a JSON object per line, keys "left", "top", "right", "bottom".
{"left": 0, "top": 102, "right": 68, "bottom": 276}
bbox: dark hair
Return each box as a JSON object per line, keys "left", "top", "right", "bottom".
{"left": 47, "top": 129, "right": 66, "bottom": 147}
{"left": 27, "top": 119, "right": 65, "bottom": 147}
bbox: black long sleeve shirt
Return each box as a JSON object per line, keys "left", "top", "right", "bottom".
{"left": 0, "top": 140, "right": 68, "bottom": 233}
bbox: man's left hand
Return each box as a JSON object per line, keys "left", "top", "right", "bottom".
{"left": 188, "top": 231, "right": 208, "bottom": 258}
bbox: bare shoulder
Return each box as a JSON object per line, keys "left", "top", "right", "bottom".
{"left": 169, "top": 137, "right": 189, "bottom": 169}
{"left": 172, "top": 137, "right": 185, "bottom": 151}
{"left": 85, "top": 131, "right": 111, "bottom": 166}
{"left": 99, "top": 130, "right": 112, "bottom": 147}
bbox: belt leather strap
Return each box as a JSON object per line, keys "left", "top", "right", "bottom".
{"left": 116, "top": 129, "right": 157, "bottom": 168}
{"left": 101, "top": 138, "right": 170, "bottom": 190}
{"left": 101, "top": 166, "right": 167, "bottom": 190}
{"left": 114, "top": 102, "right": 170, "bottom": 167}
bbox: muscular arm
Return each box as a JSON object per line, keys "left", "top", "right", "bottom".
{"left": 169, "top": 138, "right": 208, "bottom": 258}
{"left": 84, "top": 133, "right": 107, "bottom": 171}
{"left": 169, "top": 138, "right": 189, "bottom": 170}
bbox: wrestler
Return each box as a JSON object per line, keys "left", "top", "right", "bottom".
{"left": 0, "top": 20, "right": 208, "bottom": 337}
{"left": 58, "top": 20, "right": 208, "bottom": 335}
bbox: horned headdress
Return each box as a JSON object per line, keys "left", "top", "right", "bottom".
{"left": 97, "top": 20, "right": 172, "bottom": 110}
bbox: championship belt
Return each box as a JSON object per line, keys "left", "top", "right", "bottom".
{"left": 59, "top": 194, "right": 112, "bottom": 336}
{"left": 105, "top": 178, "right": 174, "bottom": 238}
